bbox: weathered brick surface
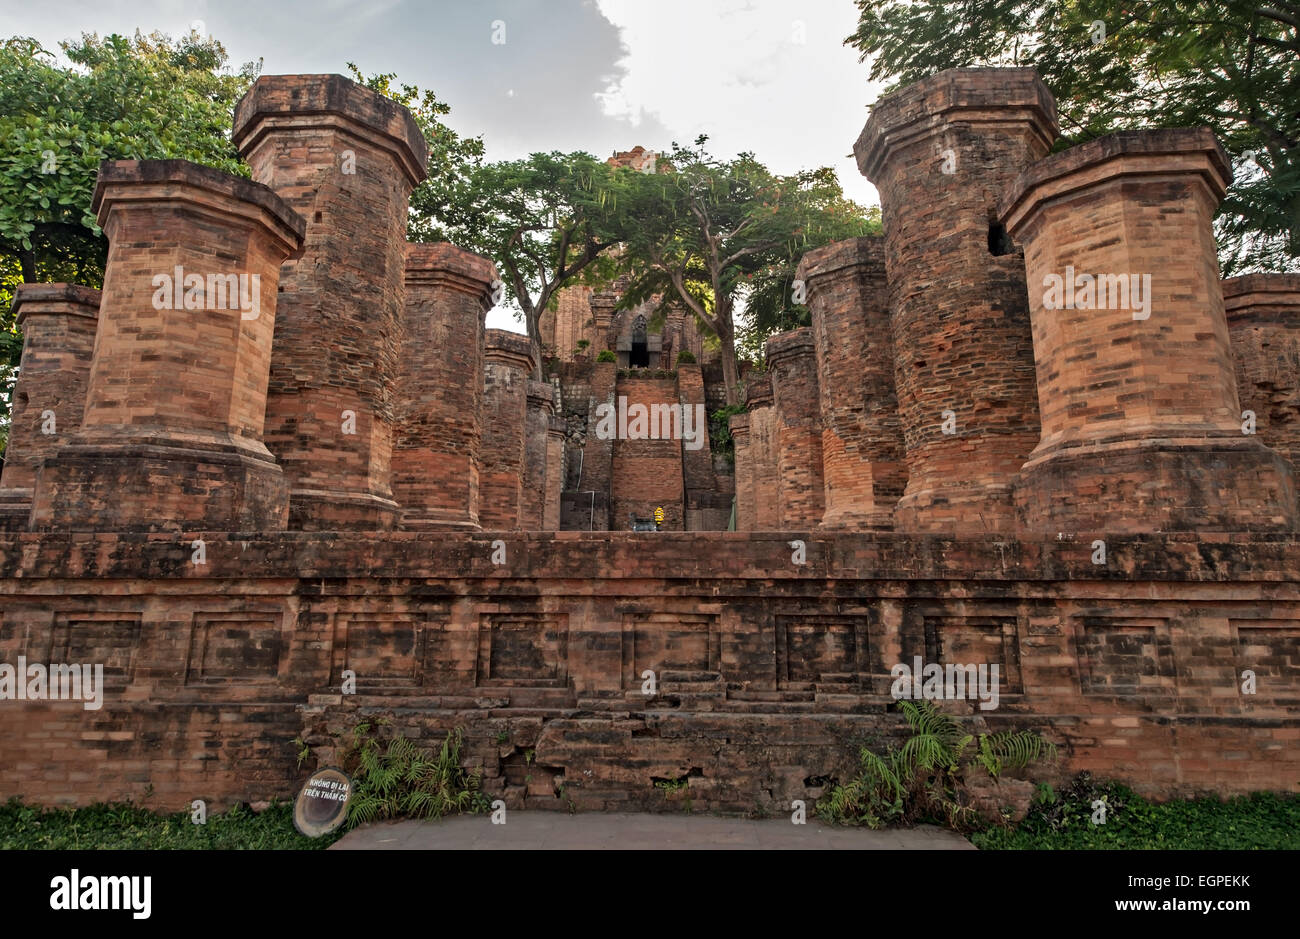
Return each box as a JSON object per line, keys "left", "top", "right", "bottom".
{"left": 393, "top": 242, "right": 495, "bottom": 530}
{"left": 857, "top": 68, "right": 1054, "bottom": 532}
{"left": 1002, "top": 129, "right": 1297, "bottom": 531}
{"left": 544, "top": 413, "right": 565, "bottom": 530}
{"left": 729, "top": 414, "right": 753, "bottom": 530}
{"left": 1, "top": 530, "right": 1298, "bottom": 812}
{"left": 799, "top": 237, "right": 906, "bottom": 528}
{"left": 234, "top": 74, "right": 429, "bottom": 530}
{"left": 767, "top": 330, "right": 824, "bottom": 527}
{"left": 744, "top": 376, "right": 779, "bottom": 530}
{"left": 1224, "top": 274, "right": 1300, "bottom": 501}
{"left": 0, "top": 285, "right": 100, "bottom": 529}
{"left": 7, "top": 71, "right": 1300, "bottom": 817}
{"left": 29, "top": 160, "right": 304, "bottom": 532}
{"left": 611, "top": 376, "right": 686, "bottom": 529}
{"left": 523, "top": 381, "right": 556, "bottom": 530}
{"left": 479, "top": 330, "right": 534, "bottom": 530}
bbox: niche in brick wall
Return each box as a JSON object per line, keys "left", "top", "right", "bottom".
{"left": 332, "top": 611, "right": 438, "bottom": 690}
{"left": 51, "top": 612, "right": 142, "bottom": 688}
{"left": 476, "top": 612, "right": 569, "bottom": 687}
{"left": 1074, "top": 616, "right": 1176, "bottom": 697}
{"left": 186, "top": 610, "right": 285, "bottom": 683}
{"left": 1232, "top": 620, "right": 1300, "bottom": 703}
{"left": 914, "top": 614, "right": 1025, "bottom": 695}
{"left": 621, "top": 612, "right": 719, "bottom": 689}
{"left": 775, "top": 614, "right": 869, "bottom": 689}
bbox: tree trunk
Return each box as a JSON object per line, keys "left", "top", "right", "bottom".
{"left": 715, "top": 307, "right": 740, "bottom": 406}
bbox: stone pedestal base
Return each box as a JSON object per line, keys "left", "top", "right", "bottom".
{"left": 31, "top": 437, "right": 289, "bottom": 532}
{"left": 893, "top": 483, "right": 1019, "bottom": 533}
{"left": 287, "top": 491, "right": 399, "bottom": 532}
{"left": 1015, "top": 438, "right": 1298, "bottom": 533}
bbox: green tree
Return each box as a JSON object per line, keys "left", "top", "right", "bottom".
{"left": 443, "top": 152, "right": 635, "bottom": 378}
{"left": 617, "top": 137, "right": 877, "bottom": 405}
{"left": 0, "top": 29, "right": 260, "bottom": 453}
{"left": 845, "top": 0, "right": 1300, "bottom": 275}
{"left": 344, "top": 63, "right": 485, "bottom": 244}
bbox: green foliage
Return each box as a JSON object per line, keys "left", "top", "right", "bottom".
{"left": 845, "top": 0, "right": 1300, "bottom": 275}
{"left": 675, "top": 349, "right": 696, "bottom": 364}
{"left": 441, "top": 151, "right": 635, "bottom": 374}
{"left": 614, "top": 136, "right": 878, "bottom": 403}
{"left": 816, "top": 700, "right": 1057, "bottom": 832}
{"left": 0, "top": 798, "right": 335, "bottom": 849}
{"left": 973, "top": 773, "right": 1300, "bottom": 849}
{"left": 709, "top": 403, "right": 747, "bottom": 464}
{"left": 344, "top": 63, "right": 484, "bottom": 247}
{"left": 341, "top": 722, "right": 490, "bottom": 828}
{"left": 596, "top": 348, "right": 617, "bottom": 363}
{"left": 0, "top": 29, "right": 260, "bottom": 446}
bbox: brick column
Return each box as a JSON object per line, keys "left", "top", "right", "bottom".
{"left": 0, "top": 285, "right": 100, "bottom": 529}
{"left": 479, "top": 330, "right": 535, "bottom": 530}
{"left": 1001, "top": 129, "right": 1296, "bottom": 531}
{"left": 523, "top": 379, "right": 556, "bottom": 530}
{"left": 393, "top": 242, "right": 495, "bottom": 530}
{"left": 590, "top": 291, "right": 618, "bottom": 351}
{"left": 745, "top": 377, "right": 778, "bottom": 529}
{"left": 544, "top": 411, "right": 565, "bottom": 530}
{"left": 766, "top": 328, "right": 824, "bottom": 528}
{"left": 1224, "top": 274, "right": 1300, "bottom": 486}
{"left": 855, "top": 68, "right": 1055, "bottom": 532}
{"left": 799, "top": 236, "right": 906, "bottom": 528}
{"left": 729, "top": 413, "right": 753, "bottom": 530}
{"left": 233, "top": 74, "right": 429, "bottom": 530}
{"left": 30, "top": 160, "right": 304, "bottom": 531}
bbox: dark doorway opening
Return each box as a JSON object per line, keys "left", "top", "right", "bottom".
{"left": 630, "top": 314, "right": 649, "bottom": 367}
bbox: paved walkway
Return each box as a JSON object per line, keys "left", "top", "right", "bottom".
{"left": 332, "top": 813, "right": 974, "bottom": 850}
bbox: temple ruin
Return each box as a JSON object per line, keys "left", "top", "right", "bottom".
{"left": 0, "top": 69, "right": 1297, "bottom": 814}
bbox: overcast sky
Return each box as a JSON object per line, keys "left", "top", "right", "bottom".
{"left": 0, "top": 0, "right": 885, "bottom": 331}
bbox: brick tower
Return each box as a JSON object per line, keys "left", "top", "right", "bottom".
{"left": 1002, "top": 129, "right": 1297, "bottom": 531}
{"left": 233, "top": 74, "right": 429, "bottom": 530}
{"left": 855, "top": 68, "right": 1056, "bottom": 532}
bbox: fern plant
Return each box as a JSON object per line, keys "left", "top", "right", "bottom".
{"left": 817, "top": 700, "right": 1057, "bottom": 832}
{"left": 341, "top": 723, "right": 490, "bottom": 828}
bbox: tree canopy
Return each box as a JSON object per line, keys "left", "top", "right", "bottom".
{"left": 613, "top": 137, "right": 878, "bottom": 404}
{"left": 846, "top": 0, "right": 1300, "bottom": 275}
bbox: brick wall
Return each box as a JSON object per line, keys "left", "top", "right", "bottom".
{"left": 610, "top": 376, "right": 685, "bottom": 529}
{"left": 234, "top": 74, "right": 428, "bottom": 530}
{"left": 1, "top": 530, "right": 1297, "bottom": 813}
{"left": 1225, "top": 273, "right": 1300, "bottom": 509}
{"left": 1002, "top": 130, "right": 1297, "bottom": 531}
{"left": 767, "top": 330, "right": 824, "bottom": 528}
{"left": 393, "top": 242, "right": 495, "bottom": 530}
{"left": 0, "top": 285, "right": 100, "bottom": 530}
{"left": 857, "top": 68, "right": 1053, "bottom": 531}
{"left": 479, "top": 330, "right": 534, "bottom": 530}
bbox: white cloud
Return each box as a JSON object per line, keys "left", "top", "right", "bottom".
{"left": 592, "top": 0, "right": 882, "bottom": 206}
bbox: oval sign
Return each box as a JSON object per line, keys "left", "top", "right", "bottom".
{"left": 293, "top": 767, "right": 352, "bottom": 837}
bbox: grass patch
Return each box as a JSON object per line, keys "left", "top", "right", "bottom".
{"left": 972, "top": 774, "right": 1300, "bottom": 849}
{"left": 0, "top": 799, "right": 339, "bottom": 850}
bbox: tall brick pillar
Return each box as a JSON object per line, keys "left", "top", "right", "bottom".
{"left": 479, "top": 330, "right": 535, "bottom": 530}
{"left": 393, "top": 242, "right": 495, "bottom": 530}
{"left": 30, "top": 160, "right": 305, "bottom": 531}
{"left": 0, "top": 285, "right": 100, "bottom": 529}
{"left": 745, "top": 376, "right": 779, "bottom": 529}
{"left": 1001, "top": 129, "right": 1296, "bottom": 531}
{"left": 799, "top": 236, "right": 906, "bottom": 528}
{"left": 729, "top": 413, "right": 753, "bottom": 530}
{"left": 523, "top": 380, "right": 556, "bottom": 530}
{"left": 767, "top": 328, "right": 824, "bottom": 528}
{"left": 233, "top": 74, "right": 429, "bottom": 530}
{"left": 591, "top": 291, "right": 618, "bottom": 351}
{"left": 1224, "top": 274, "right": 1300, "bottom": 486}
{"left": 855, "top": 68, "right": 1055, "bottom": 532}
{"left": 544, "top": 411, "right": 565, "bottom": 530}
